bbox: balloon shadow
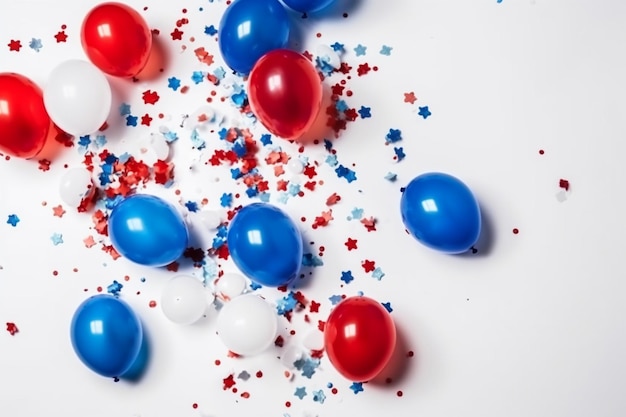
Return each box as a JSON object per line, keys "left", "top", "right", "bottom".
{"left": 135, "top": 33, "right": 170, "bottom": 82}
{"left": 281, "top": 0, "right": 364, "bottom": 21}
{"left": 370, "top": 322, "right": 415, "bottom": 387}
{"left": 296, "top": 82, "right": 334, "bottom": 145}
{"left": 459, "top": 205, "right": 495, "bottom": 258}
{"left": 120, "top": 322, "right": 151, "bottom": 383}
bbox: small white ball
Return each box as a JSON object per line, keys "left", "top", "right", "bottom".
{"left": 161, "top": 275, "right": 209, "bottom": 325}
{"left": 59, "top": 168, "right": 94, "bottom": 208}
{"left": 215, "top": 273, "right": 247, "bottom": 300}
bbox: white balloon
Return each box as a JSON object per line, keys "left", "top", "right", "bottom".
{"left": 215, "top": 273, "right": 247, "bottom": 300}
{"left": 59, "top": 168, "right": 94, "bottom": 208}
{"left": 43, "top": 60, "right": 112, "bottom": 136}
{"left": 161, "top": 275, "right": 210, "bottom": 325}
{"left": 287, "top": 157, "right": 305, "bottom": 174}
{"left": 302, "top": 329, "right": 325, "bottom": 351}
{"left": 216, "top": 294, "right": 277, "bottom": 356}
{"left": 197, "top": 210, "right": 222, "bottom": 230}
{"left": 280, "top": 345, "right": 304, "bottom": 369}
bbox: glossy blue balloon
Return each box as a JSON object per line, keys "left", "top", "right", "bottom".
{"left": 108, "top": 194, "right": 188, "bottom": 267}
{"left": 282, "top": 0, "right": 336, "bottom": 14}
{"left": 400, "top": 172, "right": 481, "bottom": 254}
{"left": 70, "top": 295, "right": 143, "bottom": 378}
{"left": 218, "top": 0, "right": 291, "bottom": 75}
{"left": 227, "top": 203, "right": 303, "bottom": 287}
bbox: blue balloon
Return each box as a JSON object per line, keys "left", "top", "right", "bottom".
{"left": 218, "top": 0, "right": 291, "bottom": 75}
{"left": 282, "top": 0, "right": 336, "bottom": 14}
{"left": 108, "top": 194, "right": 188, "bottom": 267}
{"left": 400, "top": 172, "right": 481, "bottom": 254}
{"left": 227, "top": 203, "right": 303, "bottom": 287}
{"left": 70, "top": 295, "right": 143, "bottom": 378}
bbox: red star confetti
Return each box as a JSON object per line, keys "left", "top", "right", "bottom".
{"left": 83, "top": 236, "right": 96, "bottom": 248}
{"left": 8, "top": 39, "right": 21, "bottom": 51}
{"left": 362, "top": 259, "right": 376, "bottom": 273}
{"left": 54, "top": 31, "right": 68, "bottom": 43}
{"left": 142, "top": 90, "right": 160, "bottom": 105}
{"left": 404, "top": 91, "right": 417, "bottom": 104}
{"left": 6, "top": 322, "right": 18, "bottom": 335}
{"left": 141, "top": 114, "right": 153, "bottom": 126}
{"left": 345, "top": 237, "right": 358, "bottom": 250}
{"left": 171, "top": 27, "right": 183, "bottom": 40}
{"left": 52, "top": 205, "right": 66, "bottom": 218}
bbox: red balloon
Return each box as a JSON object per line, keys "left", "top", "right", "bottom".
{"left": 0, "top": 73, "right": 51, "bottom": 159}
{"left": 248, "top": 49, "right": 322, "bottom": 140}
{"left": 324, "top": 296, "right": 396, "bottom": 382}
{"left": 81, "top": 2, "right": 152, "bottom": 78}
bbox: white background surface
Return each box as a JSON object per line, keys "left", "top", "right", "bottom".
{"left": 1, "top": 0, "right": 626, "bottom": 416}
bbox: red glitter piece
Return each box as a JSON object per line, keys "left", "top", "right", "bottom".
{"left": 54, "top": 31, "right": 68, "bottom": 43}
{"left": 149, "top": 300, "right": 157, "bottom": 308}
{"left": 142, "top": 90, "right": 160, "bottom": 105}
{"left": 331, "top": 83, "right": 345, "bottom": 96}
{"left": 303, "top": 164, "right": 317, "bottom": 179}
{"left": 361, "top": 217, "right": 377, "bottom": 232}
{"left": 362, "top": 259, "right": 376, "bottom": 273}
{"left": 311, "top": 349, "right": 324, "bottom": 359}
{"left": 141, "top": 114, "right": 153, "bottom": 126}
{"left": 170, "top": 28, "right": 183, "bottom": 40}
{"left": 92, "top": 210, "right": 108, "bottom": 235}
{"left": 357, "top": 63, "right": 371, "bottom": 76}
{"left": 304, "top": 181, "right": 316, "bottom": 191}
{"left": 241, "top": 392, "right": 250, "bottom": 399}
{"left": 404, "top": 92, "right": 417, "bottom": 104}
{"left": 8, "top": 40, "right": 21, "bottom": 51}
{"left": 293, "top": 291, "right": 307, "bottom": 306}
{"left": 345, "top": 238, "right": 358, "bottom": 251}
{"left": 338, "top": 62, "right": 352, "bottom": 74}
{"left": 183, "top": 247, "right": 205, "bottom": 263}
{"left": 215, "top": 244, "right": 229, "bottom": 260}
{"left": 6, "top": 322, "right": 18, "bottom": 335}
{"left": 166, "top": 262, "right": 180, "bottom": 272}
{"left": 102, "top": 245, "right": 121, "bottom": 260}
{"left": 275, "top": 335, "right": 285, "bottom": 347}
{"left": 194, "top": 47, "right": 215, "bottom": 66}
{"left": 559, "top": 179, "right": 570, "bottom": 191}
{"left": 153, "top": 160, "right": 173, "bottom": 184}
{"left": 223, "top": 374, "right": 236, "bottom": 390}
{"left": 326, "top": 193, "right": 341, "bottom": 205}
{"left": 313, "top": 210, "right": 333, "bottom": 228}
{"left": 38, "top": 159, "right": 51, "bottom": 171}
{"left": 344, "top": 108, "right": 358, "bottom": 121}
{"left": 52, "top": 205, "right": 66, "bottom": 218}
{"left": 302, "top": 50, "right": 313, "bottom": 61}
{"left": 309, "top": 300, "right": 320, "bottom": 313}
{"left": 317, "top": 320, "right": 325, "bottom": 332}
{"left": 83, "top": 236, "right": 96, "bottom": 248}
{"left": 276, "top": 180, "right": 289, "bottom": 191}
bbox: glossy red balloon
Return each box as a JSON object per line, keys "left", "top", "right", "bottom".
{"left": 324, "top": 296, "right": 396, "bottom": 382}
{"left": 81, "top": 2, "right": 152, "bottom": 78}
{"left": 248, "top": 49, "right": 322, "bottom": 140}
{"left": 0, "top": 73, "right": 51, "bottom": 159}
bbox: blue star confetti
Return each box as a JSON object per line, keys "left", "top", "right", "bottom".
{"left": 28, "top": 38, "right": 42, "bottom": 52}
{"left": 354, "top": 44, "right": 367, "bottom": 56}
{"left": 382, "top": 301, "right": 393, "bottom": 313}
{"left": 358, "top": 106, "right": 371, "bottom": 118}
{"left": 50, "top": 233, "right": 63, "bottom": 246}
{"left": 340, "top": 271, "right": 354, "bottom": 284}
{"left": 385, "top": 128, "right": 402, "bottom": 143}
{"left": 394, "top": 147, "right": 406, "bottom": 162}
{"left": 119, "top": 103, "right": 131, "bottom": 116}
{"left": 329, "top": 294, "right": 343, "bottom": 305}
{"left": 294, "top": 387, "right": 307, "bottom": 399}
{"left": 126, "top": 115, "right": 138, "bottom": 127}
{"left": 167, "top": 77, "right": 181, "bottom": 91}
{"left": 6, "top": 214, "right": 19, "bottom": 227}
{"left": 380, "top": 45, "right": 393, "bottom": 56}
{"left": 302, "top": 253, "right": 324, "bottom": 267}
{"left": 331, "top": 42, "right": 344, "bottom": 52}
{"left": 204, "top": 25, "right": 218, "bottom": 35}
{"left": 107, "top": 280, "right": 123, "bottom": 297}
{"left": 313, "top": 389, "right": 326, "bottom": 404}
{"left": 350, "top": 382, "right": 364, "bottom": 394}
{"left": 418, "top": 105, "right": 432, "bottom": 119}
{"left": 372, "top": 267, "right": 385, "bottom": 280}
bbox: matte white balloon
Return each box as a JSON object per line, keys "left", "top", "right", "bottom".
{"left": 215, "top": 272, "right": 247, "bottom": 300}
{"left": 161, "top": 275, "right": 210, "bottom": 325}
{"left": 59, "top": 168, "right": 94, "bottom": 208}
{"left": 302, "top": 329, "right": 324, "bottom": 351}
{"left": 216, "top": 294, "right": 277, "bottom": 356}
{"left": 43, "top": 60, "right": 112, "bottom": 136}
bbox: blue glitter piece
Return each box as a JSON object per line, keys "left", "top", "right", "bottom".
{"left": 104, "top": 195, "right": 124, "bottom": 210}
{"left": 329, "top": 294, "right": 343, "bottom": 305}
{"left": 380, "top": 45, "right": 393, "bottom": 56}
{"left": 78, "top": 136, "right": 91, "bottom": 147}
{"left": 28, "top": 38, "right": 42, "bottom": 52}
{"left": 277, "top": 192, "right": 290, "bottom": 204}
{"left": 232, "top": 140, "right": 247, "bottom": 157}
{"left": 94, "top": 135, "right": 107, "bottom": 148}
{"left": 231, "top": 91, "right": 247, "bottom": 107}
{"left": 107, "top": 280, "right": 123, "bottom": 297}
{"left": 50, "top": 233, "right": 63, "bottom": 245}
{"left": 325, "top": 154, "right": 338, "bottom": 167}
{"left": 216, "top": 224, "right": 228, "bottom": 238}
{"left": 250, "top": 282, "right": 262, "bottom": 290}
{"left": 260, "top": 134, "right": 272, "bottom": 146}
{"left": 245, "top": 186, "right": 258, "bottom": 198}
{"left": 213, "top": 66, "right": 227, "bottom": 80}
{"left": 190, "top": 129, "right": 206, "bottom": 150}
{"left": 211, "top": 236, "right": 226, "bottom": 249}
{"left": 301, "top": 357, "right": 320, "bottom": 378}
{"left": 276, "top": 292, "right": 298, "bottom": 315}
{"left": 394, "top": 147, "right": 406, "bottom": 162}
{"left": 258, "top": 192, "right": 270, "bottom": 202}
{"left": 418, "top": 105, "right": 432, "bottom": 119}
{"left": 384, "top": 172, "right": 398, "bottom": 182}
{"left": 163, "top": 130, "right": 179, "bottom": 143}
{"left": 6, "top": 214, "right": 19, "bottom": 227}
{"left": 372, "top": 267, "right": 385, "bottom": 281}
{"left": 353, "top": 44, "right": 367, "bottom": 56}
{"left": 230, "top": 167, "right": 243, "bottom": 179}
{"left": 351, "top": 207, "right": 364, "bottom": 219}
{"left": 315, "top": 57, "right": 335, "bottom": 77}
{"left": 358, "top": 106, "right": 371, "bottom": 118}
{"left": 185, "top": 201, "right": 199, "bottom": 212}
{"left": 382, "top": 302, "right": 393, "bottom": 313}
{"left": 335, "top": 100, "right": 349, "bottom": 112}
{"left": 386, "top": 128, "right": 402, "bottom": 143}
{"left": 313, "top": 390, "right": 326, "bottom": 404}
{"left": 167, "top": 77, "right": 181, "bottom": 91}
{"left": 118, "top": 153, "right": 132, "bottom": 164}
{"left": 202, "top": 260, "right": 218, "bottom": 282}
{"left": 350, "top": 382, "right": 364, "bottom": 394}
{"left": 218, "top": 128, "right": 229, "bottom": 140}
{"left": 220, "top": 193, "right": 233, "bottom": 207}
{"left": 324, "top": 139, "right": 333, "bottom": 151}
{"left": 191, "top": 71, "right": 205, "bottom": 84}
{"left": 302, "top": 253, "right": 323, "bottom": 267}
{"left": 294, "top": 387, "right": 307, "bottom": 400}
{"left": 331, "top": 42, "right": 344, "bottom": 52}
{"left": 287, "top": 183, "right": 301, "bottom": 196}
{"left": 204, "top": 25, "right": 218, "bottom": 35}
{"left": 119, "top": 103, "right": 131, "bottom": 116}
{"left": 340, "top": 271, "right": 354, "bottom": 284}
{"left": 126, "top": 115, "right": 138, "bottom": 127}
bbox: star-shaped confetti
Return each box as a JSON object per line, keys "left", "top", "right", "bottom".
{"left": 294, "top": 387, "right": 307, "bottom": 399}
{"left": 50, "top": 233, "right": 64, "bottom": 245}
{"left": 353, "top": 44, "right": 367, "bottom": 56}
{"left": 418, "top": 106, "right": 432, "bottom": 119}
{"left": 380, "top": 45, "right": 393, "bottom": 55}
{"left": 28, "top": 38, "right": 43, "bottom": 52}
{"left": 7, "top": 214, "right": 20, "bottom": 227}
{"left": 350, "top": 382, "right": 364, "bottom": 394}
